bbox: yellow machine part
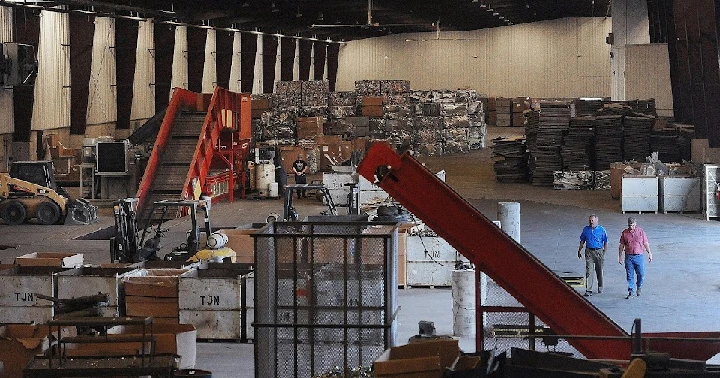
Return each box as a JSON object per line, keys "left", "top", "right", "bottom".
{"left": 186, "top": 247, "right": 237, "bottom": 263}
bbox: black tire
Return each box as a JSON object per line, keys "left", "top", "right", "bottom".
{"left": 1, "top": 200, "right": 27, "bottom": 225}
{"left": 36, "top": 201, "right": 61, "bottom": 225}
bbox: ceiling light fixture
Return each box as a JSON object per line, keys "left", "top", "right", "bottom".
{"left": 242, "top": 1, "right": 250, "bottom": 7}
{"left": 271, "top": 1, "right": 279, "bottom": 12}
{"left": 295, "top": 6, "right": 302, "bottom": 17}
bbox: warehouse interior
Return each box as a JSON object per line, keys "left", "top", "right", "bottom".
{"left": 2, "top": 0, "right": 720, "bottom": 377}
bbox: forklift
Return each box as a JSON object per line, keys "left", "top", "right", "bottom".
{"left": 265, "top": 183, "right": 364, "bottom": 222}
{"left": 111, "top": 198, "right": 234, "bottom": 263}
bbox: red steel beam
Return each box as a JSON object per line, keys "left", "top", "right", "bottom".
{"left": 357, "top": 143, "right": 630, "bottom": 359}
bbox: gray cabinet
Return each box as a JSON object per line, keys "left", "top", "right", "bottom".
{"left": 621, "top": 176, "right": 658, "bottom": 213}
{"left": 658, "top": 177, "right": 701, "bottom": 213}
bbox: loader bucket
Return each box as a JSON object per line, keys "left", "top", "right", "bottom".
{"left": 65, "top": 198, "right": 98, "bottom": 225}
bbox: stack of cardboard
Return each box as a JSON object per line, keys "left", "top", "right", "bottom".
{"left": 512, "top": 97, "right": 531, "bottom": 126}
{"left": 296, "top": 116, "right": 325, "bottom": 140}
{"left": 123, "top": 269, "right": 189, "bottom": 324}
{"left": 361, "top": 96, "right": 384, "bottom": 117}
{"left": 494, "top": 97, "right": 512, "bottom": 127}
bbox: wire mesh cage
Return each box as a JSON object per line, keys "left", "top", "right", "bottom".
{"left": 480, "top": 274, "right": 580, "bottom": 357}
{"left": 253, "top": 221, "right": 399, "bottom": 378}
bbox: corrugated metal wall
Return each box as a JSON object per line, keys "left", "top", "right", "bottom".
{"left": 625, "top": 43, "right": 673, "bottom": 117}
{"left": 336, "top": 17, "right": 612, "bottom": 98}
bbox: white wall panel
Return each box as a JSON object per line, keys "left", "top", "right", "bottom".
{"left": 171, "top": 25, "right": 188, "bottom": 92}
{"left": 202, "top": 29, "right": 217, "bottom": 93}
{"left": 0, "top": 6, "right": 12, "bottom": 42}
{"left": 337, "top": 17, "right": 612, "bottom": 98}
{"left": 32, "top": 9, "right": 70, "bottom": 131}
{"left": 625, "top": 43, "right": 673, "bottom": 117}
{"left": 86, "top": 17, "right": 117, "bottom": 126}
{"left": 130, "top": 19, "right": 155, "bottom": 122}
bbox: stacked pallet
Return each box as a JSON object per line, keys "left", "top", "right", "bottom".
{"left": 594, "top": 115, "right": 624, "bottom": 170}
{"left": 528, "top": 101, "right": 570, "bottom": 186}
{"left": 650, "top": 124, "right": 693, "bottom": 163}
{"left": 623, "top": 115, "right": 654, "bottom": 161}
{"left": 574, "top": 98, "right": 604, "bottom": 117}
{"left": 492, "top": 137, "right": 528, "bottom": 183}
{"left": 561, "top": 117, "right": 595, "bottom": 171}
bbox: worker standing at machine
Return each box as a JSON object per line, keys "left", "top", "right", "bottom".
{"left": 292, "top": 154, "right": 308, "bottom": 198}
{"left": 577, "top": 214, "right": 608, "bottom": 297}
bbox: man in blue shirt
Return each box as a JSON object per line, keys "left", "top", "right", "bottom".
{"left": 578, "top": 214, "right": 608, "bottom": 296}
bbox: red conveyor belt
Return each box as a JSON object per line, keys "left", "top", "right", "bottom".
{"left": 357, "top": 143, "right": 720, "bottom": 361}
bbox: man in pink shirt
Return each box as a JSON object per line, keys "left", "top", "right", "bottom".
{"left": 618, "top": 217, "right": 653, "bottom": 299}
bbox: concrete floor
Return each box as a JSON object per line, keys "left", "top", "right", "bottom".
{"left": 1, "top": 127, "right": 720, "bottom": 376}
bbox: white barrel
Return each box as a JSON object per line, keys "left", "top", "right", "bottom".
{"left": 497, "top": 202, "right": 520, "bottom": 243}
{"left": 207, "top": 232, "right": 228, "bottom": 249}
{"left": 268, "top": 182, "right": 279, "bottom": 198}
{"left": 256, "top": 163, "right": 275, "bottom": 197}
{"left": 452, "top": 269, "right": 476, "bottom": 337}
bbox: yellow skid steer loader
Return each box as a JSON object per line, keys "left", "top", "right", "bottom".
{"left": 0, "top": 161, "right": 97, "bottom": 225}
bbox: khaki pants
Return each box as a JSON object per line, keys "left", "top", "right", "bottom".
{"left": 585, "top": 248, "right": 604, "bottom": 292}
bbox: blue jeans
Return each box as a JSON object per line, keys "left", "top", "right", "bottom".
{"left": 625, "top": 254, "right": 645, "bottom": 293}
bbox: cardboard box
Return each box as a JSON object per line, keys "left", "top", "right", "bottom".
{"left": 362, "top": 105, "right": 383, "bottom": 117}
{"left": 296, "top": 116, "right": 325, "bottom": 139}
{"left": 362, "top": 96, "right": 384, "bottom": 106}
{"left": 0, "top": 324, "right": 51, "bottom": 378}
{"left": 123, "top": 269, "right": 189, "bottom": 298}
{"left": 252, "top": 98, "right": 271, "bottom": 110}
{"left": 224, "top": 228, "right": 262, "bottom": 264}
{"left": 374, "top": 339, "right": 459, "bottom": 378}
{"left": 15, "top": 252, "right": 83, "bottom": 268}
{"left": 315, "top": 135, "right": 343, "bottom": 145}
{"left": 125, "top": 295, "right": 179, "bottom": 317}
